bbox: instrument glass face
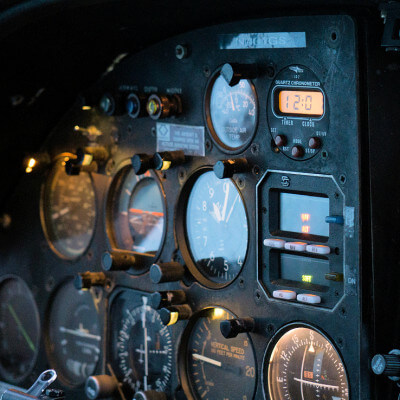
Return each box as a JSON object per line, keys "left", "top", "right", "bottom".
{"left": 110, "top": 294, "right": 173, "bottom": 396}
{"left": 183, "top": 308, "right": 257, "bottom": 400}
{"left": 266, "top": 326, "right": 349, "bottom": 400}
{"left": 109, "top": 166, "right": 165, "bottom": 255}
{"left": 207, "top": 74, "right": 258, "bottom": 151}
{"left": 185, "top": 171, "right": 248, "bottom": 285}
{"left": 0, "top": 277, "right": 40, "bottom": 383}
{"left": 47, "top": 280, "right": 101, "bottom": 387}
{"left": 41, "top": 161, "right": 96, "bottom": 259}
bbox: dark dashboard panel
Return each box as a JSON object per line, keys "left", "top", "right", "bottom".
{"left": 0, "top": 6, "right": 399, "bottom": 400}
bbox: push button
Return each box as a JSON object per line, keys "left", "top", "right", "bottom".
{"left": 273, "top": 290, "right": 297, "bottom": 300}
{"left": 297, "top": 293, "right": 321, "bottom": 304}
{"left": 306, "top": 244, "right": 331, "bottom": 255}
{"left": 263, "top": 238, "right": 286, "bottom": 249}
{"left": 284, "top": 242, "right": 307, "bottom": 252}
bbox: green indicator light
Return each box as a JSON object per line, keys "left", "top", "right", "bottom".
{"left": 302, "top": 275, "right": 313, "bottom": 283}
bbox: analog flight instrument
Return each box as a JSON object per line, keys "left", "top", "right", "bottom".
{"left": 46, "top": 280, "right": 101, "bottom": 387}
{"left": 110, "top": 293, "right": 173, "bottom": 396}
{"left": 205, "top": 70, "right": 258, "bottom": 153}
{"left": 0, "top": 276, "right": 40, "bottom": 383}
{"left": 41, "top": 160, "right": 96, "bottom": 259}
{"left": 106, "top": 165, "right": 166, "bottom": 273}
{"left": 265, "top": 325, "right": 349, "bottom": 400}
{"left": 182, "top": 170, "right": 248, "bottom": 287}
{"left": 180, "top": 307, "right": 257, "bottom": 400}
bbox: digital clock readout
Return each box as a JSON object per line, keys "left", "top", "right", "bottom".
{"left": 278, "top": 90, "right": 324, "bottom": 116}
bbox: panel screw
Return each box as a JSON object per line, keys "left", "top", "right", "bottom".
{"left": 203, "top": 66, "right": 211, "bottom": 77}
{"left": 175, "top": 44, "right": 189, "bottom": 60}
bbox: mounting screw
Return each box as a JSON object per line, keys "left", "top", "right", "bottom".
{"left": 254, "top": 289, "right": 262, "bottom": 304}
{"left": 238, "top": 277, "right": 245, "bottom": 289}
{"left": 203, "top": 65, "right": 211, "bottom": 78}
{"left": 175, "top": 44, "right": 189, "bottom": 60}
{"left": 250, "top": 142, "right": 259, "bottom": 155}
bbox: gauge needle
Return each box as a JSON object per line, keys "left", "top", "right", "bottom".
{"left": 192, "top": 353, "right": 222, "bottom": 367}
{"left": 213, "top": 202, "right": 222, "bottom": 223}
{"left": 225, "top": 193, "right": 239, "bottom": 223}
{"left": 221, "top": 183, "right": 230, "bottom": 221}
{"left": 293, "top": 378, "right": 339, "bottom": 390}
{"left": 142, "top": 297, "right": 149, "bottom": 391}
{"left": 59, "top": 326, "right": 101, "bottom": 341}
{"left": 7, "top": 304, "right": 36, "bottom": 352}
{"left": 230, "top": 93, "right": 235, "bottom": 111}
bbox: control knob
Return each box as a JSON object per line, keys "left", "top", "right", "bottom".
{"left": 134, "top": 391, "right": 167, "bottom": 400}
{"left": 150, "top": 290, "right": 187, "bottom": 309}
{"left": 213, "top": 158, "right": 250, "bottom": 179}
{"left": 371, "top": 350, "right": 400, "bottom": 381}
{"left": 220, "top": 317, "right": 255, "bottom": 338}
{"left": 150, "top": 262, "right": 185, "bottom": 284}
{"left": 159, "top": 304, "right": 192, "bottom": 326}
{"left": 74, "top": 272, "right": 107, "bottom": 290}
{"left": 85, "top": 375, "right": 118, "bottom": 399}
{"left": 220, "top": 63, "right": 259, "bottom": 86}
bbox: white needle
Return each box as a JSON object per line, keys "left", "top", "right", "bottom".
{"left": 192, "top": 353, "right": 222, "bottom": 367}
{"left": 59, "top": 326, "right": 101, "bottom": 341}
{"left": 225, "top": 193, "right": 239, "bottom": 223}
{"left": 293, "top": 378, "right": 339, "bottom": 390}
{"left": 142, "top": 297, "right": 149, "bottom": 391}
{"left": 213, "top": 202, "right": 222, "bottom": 223}
{"left": 221, "top": 182, "right": 230, "bottom": 221}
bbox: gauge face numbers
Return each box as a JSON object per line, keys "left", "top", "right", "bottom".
{"left": 185, "top": 171, "right": 248, "bottom": 285}
{"left": 113, "top": 298, "right": 173, "bottom": 395}
{"left": 47, "top": 281, "right": 101, "bottom": 387}
{"left": 207, "top": 74, "right": 258, "bottom": 152}
{"left": 184, "top": 308, "right": 257, "bottom": 400}
{"left": 0, "top": 277, "right": 40, "bottom": 383}
{"left": 109, "top": 166, "right": 165, "bottom": 256}
{"left": 41, "top": 161, "right": 96, "bottom": 259}
{"left": 266, "top": 326, "right": 349, "bottom": 400}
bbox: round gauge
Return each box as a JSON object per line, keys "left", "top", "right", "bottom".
{"left": 0, "top": 276, "right": 40, "bottom": 383}
{"left": 110, "top": 295, "right": 173, "bottom": 396}
{"left": 181, "top": 170, "right": 248, "bottom": 287}
{"left": 106, "top": 165, "right": 166, "bottom": 273}
{"left": 46, "top": 280, "right": 101, "bottom": 387}
{"left": 205, "top": 71, "right": 258, "bottom": 153}
{"left": 265, "top": 325, "right": 349, "bottom": 400}
{"left": 41, "top": 160, "right": 96, "bottom": 260}
{"left": 180, "top": 307, "right": 257, "bottom": 400}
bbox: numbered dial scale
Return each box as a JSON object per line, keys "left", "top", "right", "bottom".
{"left": 205, "top": 70, "right": 258, "bottom": 153}
{"left": 41, "top": 160, "right": 96, "bottom": 260}
{"left": 110, "top": 291, "right": 173, "bottom": 396}
{"left": 264, "top": 325, "right": 349, "bottom": 400}
{"left": 179, "top": 308, "right": 257, "bottom": 400}
{"left": 267, "top": 65, "right": 329, "bottom": 160}
{"left": 177, "top": 169, "right": 249, "bottom": 288}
